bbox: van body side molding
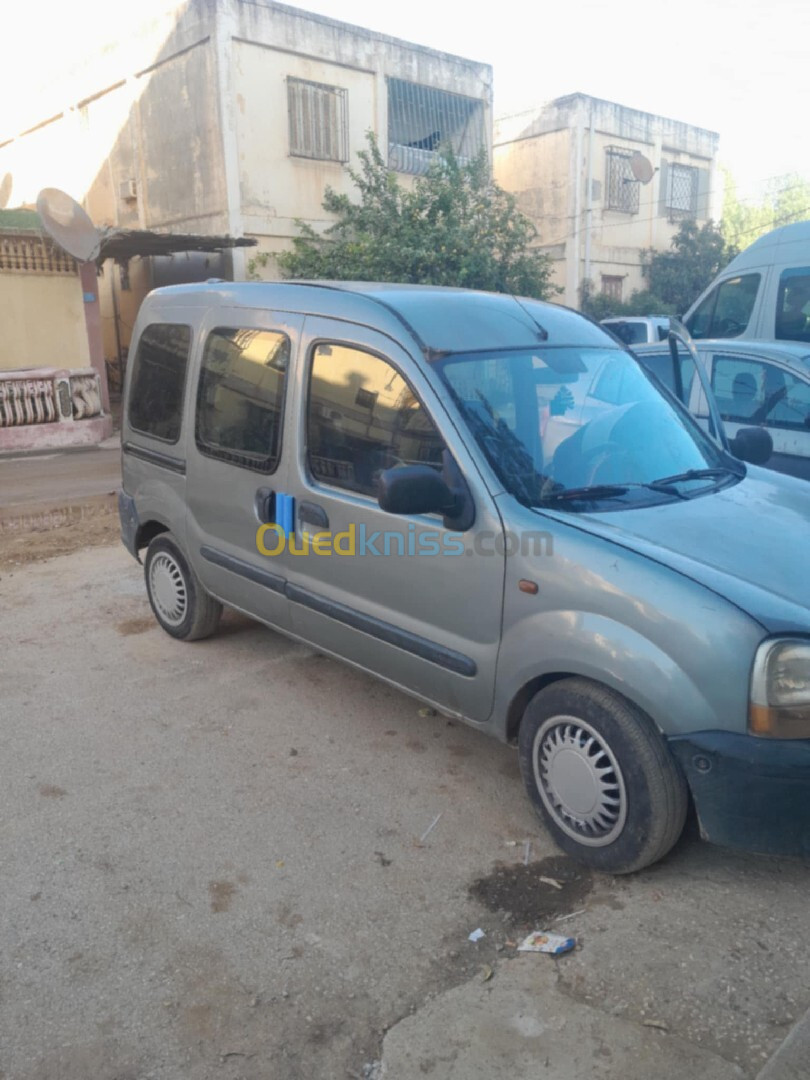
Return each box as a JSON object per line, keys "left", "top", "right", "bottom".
{"left": 123, "top": 442, "right": 187, "bottom": 475}
{"left": 200, "top": 546, "right": 286, "bottom": 594}
{"left": 285, "top": 582, "right": 477, "bottom": 677}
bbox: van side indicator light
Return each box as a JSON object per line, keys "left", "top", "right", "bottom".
{"left": 518, "top": 579, "right": 539, "bottom": 595}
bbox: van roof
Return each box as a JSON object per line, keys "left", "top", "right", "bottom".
{"left": 140, "top": 281, "right": 611, "bottom": 357}
{"left": 724, "top": 220, "right": 810, "bottom": 274}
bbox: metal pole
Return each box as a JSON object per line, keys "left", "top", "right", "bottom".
{"left": 584, "top": 111, "right": 594, "bottom": 291}
{"left": 110, "top": 261, "right": 124, "bottom": 395}
{"left": 571, "top": 110, "right": 584, "bottom": 308}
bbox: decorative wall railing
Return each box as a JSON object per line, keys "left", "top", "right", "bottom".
{"left": 0, "top": 234, "right": 78, "bottom": 275}
{"left": 0, "top": 368, "right": 103, "bottom": 427}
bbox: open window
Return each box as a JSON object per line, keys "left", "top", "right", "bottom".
{"left": 387, "top": 78, "right": 485, "bottom": 175}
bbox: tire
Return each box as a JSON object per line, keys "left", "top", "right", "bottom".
{"left": 144, "top": 533, "right": 222, "bottom": 641}
{"left": 518, "top": 677, "right": 688, "bottom": 874}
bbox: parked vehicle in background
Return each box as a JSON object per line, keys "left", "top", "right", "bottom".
{"left": 601, "top": 316, "right": 670, "bottom": 345}
{"left": 683, "top": 220, "right": 810, "bottom": 343}
{"left": 634, "top": 337, "right": 810, "bottom": 481}
{"left": 120, "top": 282, "right": 810, "bottom": 874}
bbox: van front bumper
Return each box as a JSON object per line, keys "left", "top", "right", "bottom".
{"left": 118, "top": 489, "right": 140, "bottom": 560}
{"left": 668, "top": 731, "right": 810, "bottom": 858}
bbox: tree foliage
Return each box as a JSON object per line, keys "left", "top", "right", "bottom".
{"left": 580, "top": 282, "right": 675, "bottom": 321}
{"left": 640, "top": 220, "right": 737, "bottom": 316}
{"left": 721, "top": 171, "right": 810, "bottom": 251}
{"left": 580, "top": 220, "right": 735, "bottom": 319}
{"left": 275, "top": 133, "right": 560, "bottom": 299}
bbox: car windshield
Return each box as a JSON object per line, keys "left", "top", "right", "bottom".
{"left": 436, "top": 346, "right": 736, "bottom": 510}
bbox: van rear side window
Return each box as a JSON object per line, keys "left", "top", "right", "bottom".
{"left": 196, "top": 327, "right": 290, "bottom": 473}
{"left": 128, "top": 323, "right": 192, "bottom": 443}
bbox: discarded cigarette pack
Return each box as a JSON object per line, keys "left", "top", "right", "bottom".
{"left": 517, "top": 931, "right": 575, "bottom": 955}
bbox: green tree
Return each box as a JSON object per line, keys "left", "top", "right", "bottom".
{"left": 275, "top": 133, "right": 560, "bottom": 299}
{"left": 639, "top": 220, "right": 738, "bottom": 315}
{"left": 580, "top": 281, "right": 675, "bottom": 321}
{"left": 721, "top": 171, "right": 810, "bottom": 251}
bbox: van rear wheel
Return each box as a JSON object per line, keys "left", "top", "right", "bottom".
{"left": 144, "top": 533, "right": 222, "bottom": 641}
{"left": 518, "top": 677, "right": 688, "bottom": 874}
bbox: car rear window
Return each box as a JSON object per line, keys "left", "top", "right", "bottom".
{"left": 607, "top": 321, "right": 649, "bottom": 345}
{"left": 128, "top": 323, "right": 192, "bottom": 443}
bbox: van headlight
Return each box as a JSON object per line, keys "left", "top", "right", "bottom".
{"left": 750, "top": 639, "right": 810, "bottom": 738}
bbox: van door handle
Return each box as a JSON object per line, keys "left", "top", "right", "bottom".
{"left": 299, "top": 502, "right": 329, "bottom": 530}
{"left": 254, "top": 487, "right": 275, "bottom": 524}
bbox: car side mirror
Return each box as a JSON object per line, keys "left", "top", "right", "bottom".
{"left": 730, "top": 426, "right": 773, "bottom": 466}
{"left": 378, "top": 465, "right": 460, "bottom": 518}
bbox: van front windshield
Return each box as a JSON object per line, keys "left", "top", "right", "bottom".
{"left": 436, "top": 346, "right": 739, "bottom": 510}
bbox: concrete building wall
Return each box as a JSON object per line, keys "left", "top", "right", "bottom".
{"left": 224, "top": 0, "right": 492, "bottom": 278}
{"left": 0, "top": 273, "right": 90, "bottom": 372}
{"left": 0, "top": 0, "right": 492, "bottom": 356}
{"left": 494, "top": 94, "right": 720, "bottom": 308}
{"left": 232, "top": 40, "right": 378, "bottom": 270}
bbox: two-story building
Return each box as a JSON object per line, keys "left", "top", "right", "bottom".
{"left": 0, "top": 0, "right": 492, "bottom": 366}
{"left": 494, "top": 94, "right": 721, "bottom": 308}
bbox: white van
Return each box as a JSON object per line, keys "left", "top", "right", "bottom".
{"left": 600, "top": 316, "right": 670, "bottom": 345}
{"left": 683, "top": 221, "right": 810, "bottom": 344}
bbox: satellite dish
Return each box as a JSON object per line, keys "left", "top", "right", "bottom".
{"left": 0, "top": 173, "right": 12, "bottom": 209}
{"left": 630, "top": 153, "right": 654, "bottom": 185}
{"left": 36, "top": 187, "right": 101, "bottom": 262}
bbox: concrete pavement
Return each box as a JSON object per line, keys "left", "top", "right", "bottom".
{"left": 2, "top": 542, "right": 810, "bottom": 1078}
{"left": 380, "top": 956, "right": 745, "bottom": 1079}
{"left": 0, "top": 434, "right": 121, "bottom": 514}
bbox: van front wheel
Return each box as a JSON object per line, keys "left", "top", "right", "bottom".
{"left": 144, "top": 534, "right": 222, "bottom": 641}
{"left": 518, "top": 678, "right": 688, "bottom": 874}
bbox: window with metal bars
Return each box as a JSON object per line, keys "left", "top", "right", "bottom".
{"left": 387, "top": 78, "right": 485, "bottom": 175}
{"left": 666, "top": 163, "right": 698, "bottom": 218}
{"left": 287, "top": 78, "right": 348, "bottom": 163}
{"left": 605, "top": 147, "right": 639, "bottom": 213}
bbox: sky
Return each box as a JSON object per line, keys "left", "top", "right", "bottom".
{"left": 2, "top": 0, "right": 808, "bottom": 207}
{"left": 295, "top": 0, "right": 809, "bottom": 203}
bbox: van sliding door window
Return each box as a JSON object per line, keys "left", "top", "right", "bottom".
{"left": 128, "top": 323, "right": 192, "bottom": 443}
{"left": 307, "top": 343, "right": 445, "bottom": 497}
{"left": 196, "top": 328, "right": 290, "bottom": 472}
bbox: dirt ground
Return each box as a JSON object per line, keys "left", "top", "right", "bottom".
{"left": 0, "top": 496, "right": 119, "bottom": 571}
{"left": 1, "top": 512, "right": 809, "bottom": 1080}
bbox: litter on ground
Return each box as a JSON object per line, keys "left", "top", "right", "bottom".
{"left": 517, "top": 931, "right": 576, "bottom": 955}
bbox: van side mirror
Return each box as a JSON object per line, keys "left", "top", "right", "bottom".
{"left": 730, "top": 426, "right": 773, "bottom": 466}
{"left": 378, "top": 465, "right": 459, "bottom": 517}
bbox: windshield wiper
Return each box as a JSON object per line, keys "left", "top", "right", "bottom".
{"left": 540, "top": 483, "right": 631, "bottom": 503}
{"left": 647, "top": 467, "right": 737, "bottom": 490}
{"left": 540, "top": 478, "right": 694, "bottom": 505}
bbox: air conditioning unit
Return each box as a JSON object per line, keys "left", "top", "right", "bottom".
{"left": 119, "top": 178, "right": 137, "bottom": 202}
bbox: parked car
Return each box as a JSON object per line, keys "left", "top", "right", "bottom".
{"left": 683, "top": 220, "right": 810, "bottom": 343}
{"left": 601, "top": 316, "right": 670, "bottom": 345}
{"left": 634, "top": 337, "right": 810, "bottom": 481}
{"left": 120, "top": 283, "right": 810, "bottom": 873}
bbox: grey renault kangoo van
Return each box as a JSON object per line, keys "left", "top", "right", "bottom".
{"left": 120, "top": 282, "right": 810, "bottom": 873}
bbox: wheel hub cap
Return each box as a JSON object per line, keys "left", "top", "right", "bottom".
{"left": 149, "top": 552, "right": 187, "bottom": 627}
{"left": 534, "top": 716, "right": 627, "bottom": 847}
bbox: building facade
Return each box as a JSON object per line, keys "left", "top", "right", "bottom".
{"left": 0, "top": 209, "right": 111, "bottom": 451}
{"left": 0, "top": 0, "right": 492, "bottom": 363}
{"left": 494, "top": 94, "right": 720, "bottom": 308}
